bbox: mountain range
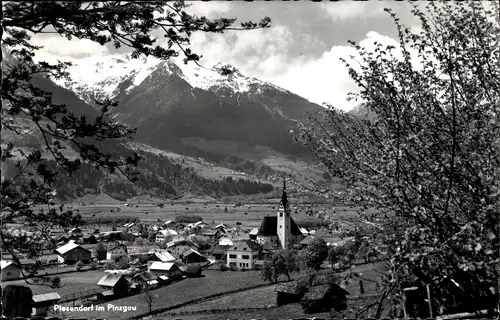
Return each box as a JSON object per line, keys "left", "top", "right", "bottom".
{"left": 4, "top": 52, "right": 341, "bottom": 202}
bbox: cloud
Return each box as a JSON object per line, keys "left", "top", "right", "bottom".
{"left": 321, "top": 1, "right": 388, "bottom": 20}
{"left": 30, "top": 33, "right": 109, "bottom": 62}
{"left": 186, "top": 1, "right": 232, "bottom": 17}
{"left": 264, "top": 31, "right": 415, "bottom": 111}
{"left": 172, "top": 24, "right": 295, "bottom": 76}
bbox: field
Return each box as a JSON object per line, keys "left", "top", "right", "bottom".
{"left": 2, "top": 270, "right": 103, "bottom": 297}
{"left": 54, "top": 202, "right": 344, "bottom": 228}
{"left": 66, "top": 270, "right": 271, "bottom": 320}
{"left": 168, "top": 262, "right": 384, "bottom": 316}
{"left": 162, "top": 303, "right": 331, "bottom": 320}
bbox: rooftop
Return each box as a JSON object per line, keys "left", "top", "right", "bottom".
{"left": 97, "top": 274, "right": 127, "bottom": 287}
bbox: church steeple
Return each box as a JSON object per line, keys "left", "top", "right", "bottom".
{"left": 277, "top": 179, "right": 291, "bottom": 250}
{"left": 280, "top": 179, "right": 288, "bottom": 209}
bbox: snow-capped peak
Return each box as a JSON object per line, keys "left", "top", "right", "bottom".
{"left": 52, "top": 53, "right": 288, "bottom": 105}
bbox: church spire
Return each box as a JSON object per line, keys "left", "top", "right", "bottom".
{"left": 281, "top": 179, "right": 288, "bottom": 208}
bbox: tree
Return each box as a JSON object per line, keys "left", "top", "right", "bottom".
{"left": 327, "top": 246, "right": 339, "bottom": 270}
{"left": 283, "top": 249, "right": 299, "bottom": 279}
{"left": 299, "top": 238, "right": 328, "bottom": 271}
{"left": 94, "top": 242, "right": 107, "bottom": 261}
{"left": 142, "top": 285, "right": 155, "bottom": 313}
{"left": 260, "top": 261, "right": 276, "bottom": 284}
{"left": 296, "top": 1, "right": 499, "bottom": 316}
{"left": 1, "top": 1, "right": 270, "bottom": 280}
{"left": 75, "top": 261, "right": 84, "bottom": 271}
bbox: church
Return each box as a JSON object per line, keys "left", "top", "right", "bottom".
{"left": 256, "top": 180, "right": 304, "bottom": 249}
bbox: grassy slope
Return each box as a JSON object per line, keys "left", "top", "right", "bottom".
{"left": 66, "top": 270, "right": 267, "bottom": 320}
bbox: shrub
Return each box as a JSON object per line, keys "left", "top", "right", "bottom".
{"left": 51, "top": 276, "right": 61, "bottom": 288}
{"left": 75, "top": 261, "right": 84, "bottom": 271}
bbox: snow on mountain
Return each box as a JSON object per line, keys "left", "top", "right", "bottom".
{"left": 52, "top": 54, "right": 164, "bottom": 105}
{"left": 53, "top": 53, "right": 288, "bottom": 105}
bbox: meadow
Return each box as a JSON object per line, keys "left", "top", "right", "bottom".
{"left": 164, "top": 262, "right": 384, "bottom": 317}
{"left": 4, "top": 270, "right": 104, "bottom": 297}
{"left": 58, "top": 201, "right": 358, "bottom": 229}
{"left": 66, "top": 270, "right": 272, "bottom": 320}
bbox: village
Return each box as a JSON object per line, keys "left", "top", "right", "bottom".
{"left": 0, "top": 183, "right": 376, "bottom": 319}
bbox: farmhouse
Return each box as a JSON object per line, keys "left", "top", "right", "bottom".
{"left": 148, "top": 250, "right": 176, "bottom": 263}
{"left": 214, "top": 223, "right": 227, "bottom": 232}
{"left": 166, "top": 238, "right": 198, "bottom": 258}
{"left": 68, "top": 227, "right": 82, "bottom": 237}
{"left": 55, "top": 241, "right": 91, "bottom": 264}
{"left": 210, "top": 245, "right": 230, "bottom": 260}
{"left": 179, "top": 264, "right": 202, "bottom": 278}
{"left": 218, "top": 234, "right": 248, "bottom": 246}
{"left": 257, "top": 181, "right": 304, "bottom": 249}
{"left": 106, "top": 243, "right": 128, "bottom": 260}
{"left": 226, "top": 240, "right": 261, "bottom": 270}
{"left": 97, "top": 274, "right": 129, "bottom": 297}
{"left": 155, "top": 229, "right": 179, "bottom": 243}
{"left": 193, "top": 221, "right": 208, "bottom": 229}
{"left": 32, "top": 292, "right": 61, "bottom": 317}
{"left": 132, "top": 272, "right": 159, "bottom": 290}
{"left": 275, "top": 279, "right": 349, "bottom": 314}
{"left": 148, "top": 261, "right": 183, "bottom": 280}
{"left": 181, "top": 248, "right": 208, "bottom": 266}
{"left": 249, "top": 228, "right": 259, "bottom": 240}
{"left": 81, "top": 234, "right": 98, "bottom": 244}
{"left": 200, "top": 229, "right": 224, "bottom": 243}
{"left": 0, "top": 260, "right": 21, "bottom": 281}
{"left": 299, "top": 235, "right": 318, "bottom": 248}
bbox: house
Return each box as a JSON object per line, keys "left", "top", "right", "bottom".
{"left": 132, "top": 272, "right": 159, "bottom": 290}
{"left": 148, "top": 249, "right": 176, "bottom": 263}
{"left": 257, "top": 181, "right": 304, "bottom": 249}
{"left": 155, "top": 229, "right": 179, "bottom": 243}
{"left": 299, "top": 227, "right": 310, "bottom": 236}
{"left": 68, "top": 227, "right": 83, "bottom": 237}
{"left": 81, "top": 234, "right": 98, "bottom": 244}
{"left": 181, "top": 248, "right": 208, "bottom": 266}
{"left": 299, "top": 235, "right": 318, "bottom": 248}
{"left": 179, "top": 264, "right": 202, "bottom": 278}
{"left": 249, "top": 228, "right": 259, "bottom": 240}
{"left": 148, "top": 261, "right": 183, "bottom": 280}
{"left": 55, "top": 241, "right": 91, "bottom": 264}
{"left": 100, "top": 230, "right": 126, "bottom": 242}
{"left": 226, "top": 240, "right": 262, "bottom": 270}
{"left": 106, "top": 243, "right": 128, "bottom": 260}
{"left": 210, "top": 245, "right": 230, "bottom": 260}
{"left": 300, "top": 284, "right": 349, "bottom": 314}
{"left": 218, "top": 234, "right": 248, "bottom": 246}
{"left": 193, "top": 221, "right": 208, "bottom": 229}
{"left": 31, "top": 292, "right": 61, "bottom": 316}
{"left": 164, "top": 220, "right": 174, "bottom": 227}
{"left": 275, "top": 279, "right": 349, "bottom": 314}
{"left": 200, "top": 229, "right": 224, "bottom": 243}
{"left": 96, "top": 274, "right": 129, "bottom": 297}
{"left": 166, "top": 238, "right": 198, "bottom": 258}
{"left": 1, "top": 260, "right": 21, "bottom": 281}
{"left": 214, "top": 223, "right": 227, "bottom": 231}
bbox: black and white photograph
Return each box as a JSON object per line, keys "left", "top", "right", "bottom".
{"left": 1, "top": 1, "right": 499, "bottom": 320}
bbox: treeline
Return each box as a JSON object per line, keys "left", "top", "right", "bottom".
{"left": 161, "top": 142, "right": 279, "bottom": 179}
{"left": 12, "top": 142, "right": 275, "bottom": 201}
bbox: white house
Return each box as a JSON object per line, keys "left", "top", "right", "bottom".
{"left": 148, "top": 249, "right": 176, "bottom": 263}
{"left": 55, "top": 241, "right": 92, "bottom": 264}
{"left": 148, "top": 261, "right": 183, "bottom": 279}
{"left": 106, "top": 243, "right": 128, "bottom": 260}
{"left": 155, "top": 229, "right": 179, "bottom": 243}
{"left": 1, "top": 260, "right": 21, "bottom": 281}
{"left": 226, "top": 240, "right": 262, "bottom": 270}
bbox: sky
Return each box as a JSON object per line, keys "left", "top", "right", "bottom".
{"left": 29, "top": 1, "right": 426, "bottom": 111}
